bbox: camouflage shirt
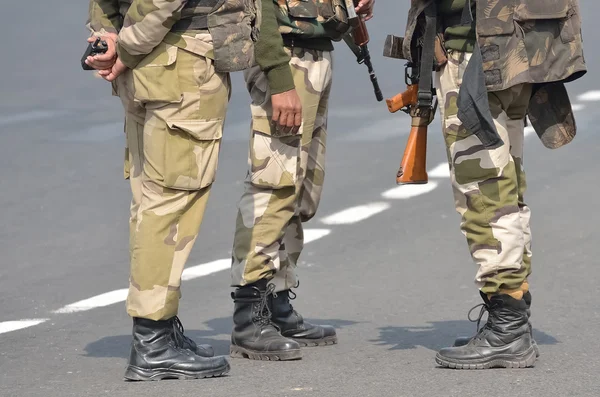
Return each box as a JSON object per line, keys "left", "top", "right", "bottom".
{"left": 87, "top": 0, "right": 261, "bottom": 72}
{"left": 402, "top": 0, "right": 586, "bottom": 91}
{"left": 274, "top": 0, "right": 348, "bottom": 41}
{"left": 401, "top": 0, "right": 587, "bottom": 149}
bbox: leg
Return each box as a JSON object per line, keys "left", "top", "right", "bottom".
{"left": 127, "top": 47, "right": 230, "bottom": 321}
{"left": 123, "top": 45, "right": 230, "bottom": 380}
{"left": 270, "top": 53, "right": 336, "bottom": 347}
{"left": 274, "top": 50, "right": 332, "bottom": 290}
{"left": 230, "top": 48, "right": 332, "bottom": 360}
{"left": 434, "top": 50, "right": 535, "bottom": 369}
{"left": 231, "top": 48, "right": 329, "bottom": 289}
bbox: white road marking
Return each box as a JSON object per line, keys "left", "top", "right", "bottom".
{"left": 181, "top": 259, "right": 231, "bottom": 281}
{"left": 0, "top": 319, "right": 49, "bottom": 335}
{"left": 53, "top": 289, "right": 128, "bottom": 314}
{"left": 572, "top": 104, "right": 585, "bottom": 111}
{"left": 381, "top": 181, "right": 439, "bottom": 199}
{"left": 320, "top": 202, "right": 391, "bottom": 225}
{"left": 50, "top": 228, "right": 333, "bottom": 316}
{"left": 428, "top": 163, "right": 450, "bottom": 179}
{"left": 304, "top": 228, "right": 331, "bottom": 244}
{"left": 577, "top": 90, "right": 600, "bottom": 102}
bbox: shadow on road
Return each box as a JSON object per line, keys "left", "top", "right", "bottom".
{"left": 371, "top": 320, "right": 559, "bottom": 352}
{"left": 83, "top": 316, "right": 358, "bottom": 359}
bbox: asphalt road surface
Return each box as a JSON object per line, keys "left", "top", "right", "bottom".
{"left": 1, "top": 2, "right": 600, "bottom": 396}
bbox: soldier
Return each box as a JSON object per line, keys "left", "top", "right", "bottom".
{"left": 228, "top": 0, "right": 375, "bottom": 361}
{"left": 84, "top": 0, "right": 262, "bottom": 380}
{"left": 400, "top": 0, "right": 585, "bottom": 369}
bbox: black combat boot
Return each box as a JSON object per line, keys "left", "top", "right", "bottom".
{"left": 435, "top": 292, "right": 537, "bottom": 369}
{"left": 124, "top": 317, "right": 230, "bottom": 381}
{"left": 452, "top": 291, "right": 539, "bottom": 358}
{"left": 271, "top": 288, "right": 337, "bottom": 347}
{"left": 230, "top": 279, "right": 302, "bottom": 361}
{"left": 171, "top": 316, "right": 214, "bottom": 357}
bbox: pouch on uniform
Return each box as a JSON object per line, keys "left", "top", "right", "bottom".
{"left": 322, "top": 0, "right": 351, "bottom": 40}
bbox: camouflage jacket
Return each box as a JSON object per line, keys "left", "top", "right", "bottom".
{"left": 403, "top": 0, "right": 586, "bottom": 91}
{"left": 275, "top": 0, "right": 349, "bottom": 40}
{"left": 402, "top": 0, "right": 587, "bottom": 149}
{"left": 87, "top": 0, "right": 261, "bottom": 72}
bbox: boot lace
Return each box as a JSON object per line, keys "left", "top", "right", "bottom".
{"left": 467, "top": 303, "right": 488, "bottom": 334}
{"left": 467, "top": 299, "right": 502, "bottom": 340}
{"left": 253, "top": 283, "right": 277, "bottom": 328}
{"left": 171, "top": 316, "right": 195, "bottom": 349}
{"left": 286, "top": 280, "right": 299, "bottom": 314}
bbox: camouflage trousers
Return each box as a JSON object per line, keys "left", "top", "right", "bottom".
{"left": 230, "top": 47, "right": 333, "bottom": 292}
{"left": 115, "top": 40, "right": 230, "bottom": 321}
{"left": 436, "top": 50, "right": 533, "bottom": 295}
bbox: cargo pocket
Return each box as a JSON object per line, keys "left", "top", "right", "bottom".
{"left": 162, "top": 119, "right": 223, "bottom": 190}
{"left": 132, "top": 43, "right": 182, "bottom": 104}
{"left": 514, "top": 0, "right": 576, "bottom": 44}
{"left": 513, "top": 0, "right": 569, "bottom": 21}
{"left": 249, "top": 129, "right": 300, "bottom": 189}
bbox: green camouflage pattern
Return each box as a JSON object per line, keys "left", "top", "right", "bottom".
{"left": 113, "top": 42, "right": 231, "bottom": 320}
{"left": 274, "top": 0, "right": 349, "bottom": 40}
{"left": 402, "top": 0, "right": 586, "bottom": 91}
{"left": 437, "top": 51, "right": 532, "bottom": 294}
{"left": 231, "top": 47, "right": 332, "bottom": 292}
{"left": 207, "top": 0, "right": 262, "bottom": 72}
{"left": 88, "top": 0, "right": 261, "bottom": 72}
{"left": 398, "top": 0, "right": 586, "bottom": 149}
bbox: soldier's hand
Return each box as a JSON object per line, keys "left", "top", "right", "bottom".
{"left": 98, "top": 58, "right": 127, "bottom": 82}
{"left": 85, "top": 33, "right": 118, "bottom": 70}
{"left": 271, "top": 89, "right": 303, "bottom": 134}
{"left": 355, "top": 0, "right": 375, "bottom": 21}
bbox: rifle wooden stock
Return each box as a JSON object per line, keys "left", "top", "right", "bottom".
{"left": 386, "top": 84, "right": 418, "bottom": 113}
{"left": 396, "top": 114, "right": 429, "bottom": 185}
{"left": 346, "top": 0, "right": 369, "bottom": 46}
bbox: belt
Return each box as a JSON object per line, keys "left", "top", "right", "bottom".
{"left": 171, "top": 15, "right": 209, "bottom": 31}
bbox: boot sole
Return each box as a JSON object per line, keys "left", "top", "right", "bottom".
{"left": 453, "top": 340, "right": 540, "bottom": 359}
{"left": 292, "top": 335, "right": 338, "bottom": 347}
{"left": 229, "top": 345, "right": 302, "bottom": 361}
{"left": 435, "top": 346, "right": 537, "bottom": 370}
{"left": 123, "top": 362, "right": 230, "bottom": 381}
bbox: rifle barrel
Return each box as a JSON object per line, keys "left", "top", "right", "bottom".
{"left": 362, "top": 47, "right": 383, "bottom": 101}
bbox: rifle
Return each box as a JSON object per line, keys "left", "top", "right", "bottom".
{"left": 343, "top": 0, "right": 383, "bottom": 102}
{"left": 383, "top": 3, "right": 439, "bottom": 185}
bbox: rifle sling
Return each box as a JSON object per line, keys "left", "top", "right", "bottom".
{"left": 417, "top": 2, "right": 436, "bottom": 109}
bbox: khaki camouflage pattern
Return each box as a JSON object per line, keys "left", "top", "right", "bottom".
{"left": 399, "top": 0, "right": 585, "bottom": 150}
{"left": 86, "top": 0, "right": 128, "bottom": 34}
{"left": 275, "top": 0, "right": 349, "bottom": 40}
{"left": 113, "top": 41, "right": 231, "bottom": 320}
{"left": 89, "top": 0, "right": 261, "bottom": 71}
{"left": 231, "top": 47, "right": 332, "bottom": 292}
{"left": 437, "top": 50, "right": 532, "bottom": 294}
{"left": 116, "top": 0, "right": 188, "bottom": 68}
